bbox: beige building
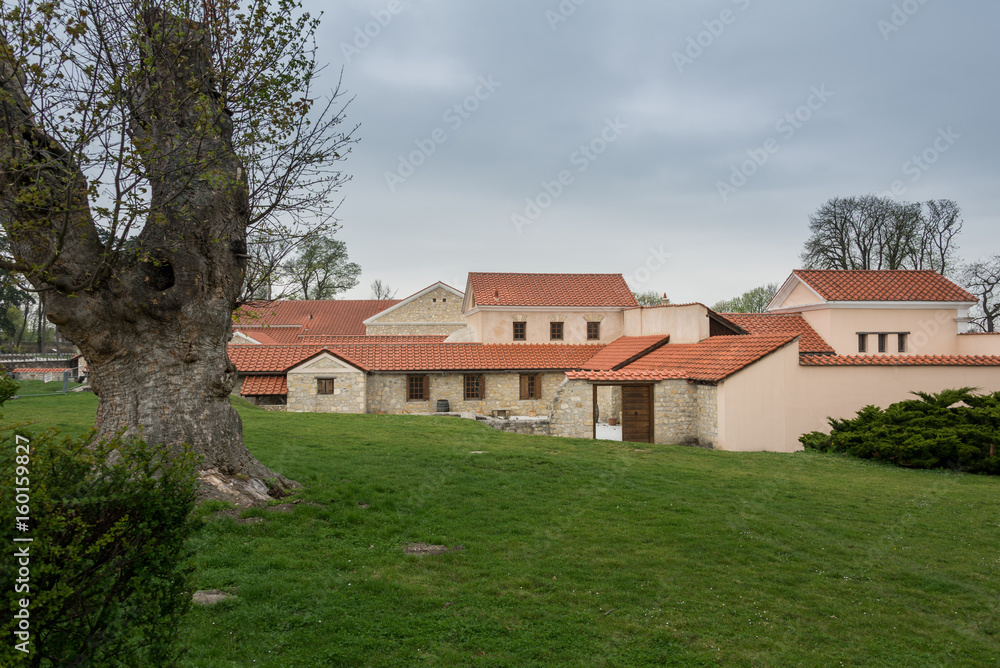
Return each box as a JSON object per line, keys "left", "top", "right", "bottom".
{"left": 229, "top": 270, "right": 1000, "bottom": 452}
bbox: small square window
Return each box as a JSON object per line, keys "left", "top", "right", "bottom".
{"left": 513, "top": 321, "right": 526, "bottom": 341}
{"left": 519, "top": 373, "right": 541, "bottom": 400}
{"left": 878, "top": 333, "right": 887, "bottom": 353}
{"left": 550, "top": 322, "right": 564, "bottom": 340}
{"left": 858, "top": 333, "right": 867, "bottom": 353}
{"left": 317, "top": 379, "right": 335, "bottom": 395}
{"left": 587, "top": 321, "right": 600, "bottom": 340}
{"left": 898, "top": 333, "right": 907, "bottom": 353}
{"left": 407, "top": 374, "right": 429, "bottom": 401}
{"left": 464, "top": 374, "right": 484, "bottom": 400}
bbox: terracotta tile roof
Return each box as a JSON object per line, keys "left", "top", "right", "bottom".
{"left": 233, "top": 327, "right": 301, "bottom": 345}
{"left": 580, "top": 335, "right": 670, "bottom": 370}
{"left": 719, "top": 313, "right": 835, "bottom": 355}
{"left": 800, "top": 354, "right": 1000, "bottom": 367}
{"left": 793, "top": 270, "right": 976, "bottom": 303}
{"left": 240, "top": 375, "right": 288, "bottom": 396}
{"left": 468, "top": 273, "right": 638, "bottom": 308}
{"left": 14, "top": 367, "right": 70, "bottom": 373}
{"left": 234, "top": 299, "right": 400, "bottom": 335}
{"left": 568, "top": 334, "right": 798, "bottom": 382}
{"left": 228, "top": 343, "right": 605, "bottom": 374}
{"left": 298, "top": 335, "right": 448, "bottom": 344}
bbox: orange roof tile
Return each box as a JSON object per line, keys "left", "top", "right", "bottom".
{"left": 793, "top": 270, "right": 976, "bottom": 303}
{"left": 719, "top": 313, "right": 835, "bottom": 355}
{"left": 568, "top": 334, "right": 798, "bottom": 382}
{"left": 298, "top": 335, "right": 448, "bottom": 344}
{"left": 468, "top": 273, "right": 638, "bottom": 308}
{"left": 580, "top": 335, "right": 670, "bottom": 370}
{"left": 800, "top": 354, "right": 1000, "bottom": 367}
{"left": 240, "top": 375, "right": 288, "bottom": 396}
{"left": 228, "top": 343, "right": 605, "bottom": 374}
{"left": 14, "top": 367, "right": 70, "bottom": 373}
{"left": 234, "top": 299, "right": 400, "bottom": 335}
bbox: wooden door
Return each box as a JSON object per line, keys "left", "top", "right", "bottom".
{"left": 622, "top": 385, "right": 653, "bottom": 443}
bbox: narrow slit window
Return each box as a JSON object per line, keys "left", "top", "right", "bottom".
{"left": 858, "top": 333, "right": 867, "bottom": 353}
{"left": 878, "top": 333, "right": 887, "bottom": 353}
{"left": 898, "top": 333, "right": 907, "bottom": 353}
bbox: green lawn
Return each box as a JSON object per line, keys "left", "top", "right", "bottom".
{"left": 7, "top": 394, "right": 1000, "bottom": 666}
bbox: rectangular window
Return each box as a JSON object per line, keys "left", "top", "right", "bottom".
{"left": 858, "top": 333, "right": 867, "bottom": 353}
{"left": 317, "top": 378, "right": 335, "bottom": 395}
{"left": 587, "top": 321, "right": 600, "bottom": 340}
{"left": 550, "top": 321, "right": 564, "bottom": 340}
{"left": 464, "top": 374, "right": 484, "bottom": 400}
{"left": 519, "top": 373, "right": 541, "bottom": 400}
{"left": 407, "top": 374, "right": 429, "bottom": 401}
{"left": 878, "top": 333, "right": 887, "bottom": 353}
{"left": 898, "top": 333, "right": 907, "bottom": 353}
{"left": 513, "top": 321, "right": 526, "bottom": 341}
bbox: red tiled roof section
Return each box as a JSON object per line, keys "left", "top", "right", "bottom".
{"left": 800, "top": 354, "right": 1000, "bottom": 367}
{"left": 14, "top": 367, "right": 70, "bottom": 373}
{"left": 793, "top": 270, "right": 976, "bottom": 303}
{"left": 234, "top": 299, "right": 400, "bottom": 335}
{"left": 241, "top": 375, "right": 288, "bottom": 396}
{"left": 228, "top": 343, "right": 605, "bottom": 374}
{"left": 580, "top": 335, "right": 670, "bottom": 370}
{"left": 720, "top": 313, "right": 835, "bottom": 354}
{"left": 568, "top": 334, "right": 799, "bottom": 382}
{"left": 298, "top": 335, "right": 448, "bottom": 344}
{"left": 468, "top": 273, "right": 638, "bottom": 308}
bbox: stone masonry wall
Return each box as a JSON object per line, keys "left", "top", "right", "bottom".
{"left": 595, "top": 385, "right": 622, "bottom": 422}
{"left": 366, "top": 372, "right": 564, "bottom": 416}
{"left": 365, "top": 287, "right": 465, "bottom": 337}
{"left": 286, "top": 371, "right": 367, "bottom": 413}
{"left": 549, "top": 378, "right": 594, "bottom": 439}
{"left": 366, "top": 323, "right": 466, "bottom": 336}
{"left": 652, "top": 380, "right": 717, "bottom": 448}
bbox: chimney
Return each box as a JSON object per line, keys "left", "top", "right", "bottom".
{"left": 661, "top": 293, "right": 670, "bottom": 306}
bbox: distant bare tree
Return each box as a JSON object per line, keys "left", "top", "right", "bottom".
{"left": 370, "top": 279, "right": 398, "bottom": 300}
{"left": 801, "top": 196, "right": 962, "bottom": 274}
{"left": 633, "top": 290, "right": 668, "bottom": 306}
{"left": 960, "top": 257, "right": 1000, "bottom": 332}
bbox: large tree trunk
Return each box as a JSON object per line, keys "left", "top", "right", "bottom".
{"left": 0, "top": 9, "right": 296, "bottom": 504}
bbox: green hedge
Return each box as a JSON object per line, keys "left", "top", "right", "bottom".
{"left": 800, "top": 388, "right": 1000, "bottom": 474}
{"left": 0, "top": 428, "right": 199, "bottom": 667}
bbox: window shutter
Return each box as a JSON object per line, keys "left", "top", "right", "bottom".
{"left": 534, "top": 375, "right": 541, "bottom": 399}
{"left": 520, "top": 374, "right": 528, "bottom": 400}
{"left": 422, "top": 375, "right": 430, "bottom": 400}
{"left": 479, "top": 375, "right": 485, "bottom": 400}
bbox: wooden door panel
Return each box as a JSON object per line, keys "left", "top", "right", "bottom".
{"left": 622, "top": 385, "right": 652, "bottom": 443}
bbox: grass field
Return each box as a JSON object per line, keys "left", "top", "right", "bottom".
{"left": 5, "top": 394, "right": 1000, "bottom": 666}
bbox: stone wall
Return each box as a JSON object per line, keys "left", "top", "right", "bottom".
{"left": 595, "top": 385, "right": 621, "bottom": 422}
{"left": 478, "top": 415, "right": 551, "bottom": 436}
{"left": 549, "top": 378, "right": 594, "bottom": 439}
{"left": 652, "top": 380, "right": 717, "bottom": 448}
{"left": 366, "top": 372, "right": 564, "bottom": 416}
{"left": 365, "top": 286, "right": 465, "bottom": 336}
{"left": 286, "top": 370, "right": 367, "bottom": 413}
{"left": 366, "top": 323, "right": 466, "bottom": 336}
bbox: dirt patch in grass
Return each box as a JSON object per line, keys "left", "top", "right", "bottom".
{"left": 403, "top": 542, "right": 465, "bottom": 556}
{"left": 193, "top": 589, "right": 235, "bottom": 605}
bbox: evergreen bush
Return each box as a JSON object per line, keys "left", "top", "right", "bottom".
{"left": 0, "top": 426, "right": 199, "bottom": 667}
{"left": 800, "top": 388, "right": 1000, "bottom": 474}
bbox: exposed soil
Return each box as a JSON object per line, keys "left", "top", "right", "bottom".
{"left": 403, "top": 543, "right": 465, "bottom": 556}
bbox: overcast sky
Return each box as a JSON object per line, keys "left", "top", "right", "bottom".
{"left": 303, "top": 0, "right": 1000, "bottom": 305}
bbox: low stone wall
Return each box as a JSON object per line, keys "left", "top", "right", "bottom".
{"left": 477, "top": 415, "right": 551, "bottom": 435}
{"left": 549, "top": 378, "right": 594, "bottom": 439}
{"left": 653, "top": 380, "right": 717, "bottom": 448}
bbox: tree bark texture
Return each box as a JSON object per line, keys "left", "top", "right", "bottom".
{"left": 0, "top": 10, "right": 294, "bottom": 499}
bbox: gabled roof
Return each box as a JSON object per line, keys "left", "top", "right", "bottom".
{"left": 580, "top": 335, "right": 670, "bottom": 370}
{"left": 800, "top": 354, "right": 1000, "bottom": 367}
{"left": 363, "top": 282, "right": 464, "bottom": 325}
{"left": 568, "top": 334, "right": 799, "bottom": 382}
{"left": 719, "top": 313, "right": 835, "bottom": 355}
{"left": 467, "top": 273, "right": 638, "bottom": 308}
{"left": 241, "top": 375, "right": 288, "bottom": 396}
{"left": 228, "top": 343, "right": 605, "bottom": 374}
{"left": 787, "top": 270, "right": 976, "bottom": 303}
{"left": 234, "top": 299, "right": 400, "bottom": 336}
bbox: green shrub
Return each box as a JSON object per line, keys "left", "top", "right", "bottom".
{"left": 0, "top": 428, "right": 199, "bottom": 667}
{"left": 800, "top": 388, "right": 1000, "bottom": 474}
